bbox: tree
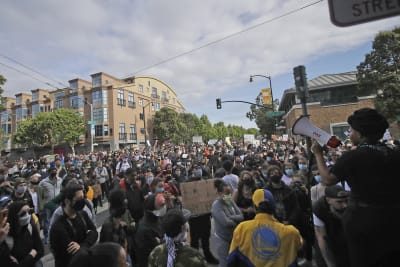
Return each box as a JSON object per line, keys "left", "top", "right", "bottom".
{"left": 0, "top": 74, "right": 5, "bottom": 111}
{"left": 357, "top": 27, "right": 400, "bottom": 121}
{"left": 13, "top": 109, "right": 85, "bottom": 153}
{"left": 152, "top": 107, "right": 182, "bottom": 144}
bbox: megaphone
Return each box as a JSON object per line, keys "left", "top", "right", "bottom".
{"left": 292, "top": 116, "right": 341, "bottom": 148}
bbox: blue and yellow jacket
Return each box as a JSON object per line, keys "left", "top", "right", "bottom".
{"left": 227, "top": 213, "right": 302, "bottom": 267}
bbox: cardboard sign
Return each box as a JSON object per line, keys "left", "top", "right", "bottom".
{"left": 180, "top": 179, "right": 217, "bottom": 216}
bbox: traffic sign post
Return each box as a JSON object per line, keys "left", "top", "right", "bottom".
{"left": 267, "top": 111, "right": 285, "bottom": 117}
{"left": 328, "top": 0, "right": 400, "bottom": 27}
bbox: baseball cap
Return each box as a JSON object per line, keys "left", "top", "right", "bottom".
{"left": 325, "top": 185, "right": 350, "bottom": 199}
{"left": 252, "top": 189, "right": 275, "bottom": 209}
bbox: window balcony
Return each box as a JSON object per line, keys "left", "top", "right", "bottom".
{"left": 151, "top": 94, "right": 160, "bottom": 99}
{"left": 129, "top": 133, "right": 137, "bottom": 141}
{"left": 161, "top": 98, "right": 169, "bottom": 103}
{"left": 119, "top": 133, "right": 127, "bottom": 140}
{"left": 128, "top": 101, "right": 136, "bottom": 108}
{"left": 117, "top": 98, "right": 126, "bottom": 106}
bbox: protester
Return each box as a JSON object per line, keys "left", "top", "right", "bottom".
{"left": 312, "top": 108, "right": 400, "bottom": 267}
{"left": 313, "top": 185, "right": 350, "bottom": 267}
{"left": 50, "top": 183, "right": 98, "bottom": 267}
{"left": 5, "top": 200, "right": 44, "bottom": 267}
{"left": 232, "top": 171, "right": 256, "bottom": 221}
{"left": 148, "top": 208, "right": 207, "bottom": 267}
{"left": 227, "top": 189, "right": 302, "bottom": 266}
{"left": 211, "top": 179, "right": 243, "bottom": 267}
{"left": 68, "top": 242, "right": 128, "bottom": 267}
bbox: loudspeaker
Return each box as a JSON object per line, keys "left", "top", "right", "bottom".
{"left": 292, "top": 116, "right": 341, "bottom": 148}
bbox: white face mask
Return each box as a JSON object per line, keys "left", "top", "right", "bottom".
{"left": 152, "top": 205, "right": 167, "bottom": 217}
{"left": 174, "top": 222, "right": 189, "bottom": 243}
{"left": 19, "top": 213, "right": 31, "bottom": 226}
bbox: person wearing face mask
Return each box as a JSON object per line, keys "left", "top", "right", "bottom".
{"left": 313, "top": 185, "right": 350, "bottom": 267}
{"left": 212, "top": 179, "right": 243, "bottom": 267}
{"left": 28, "top": 173, "right": 43, "bottom": 216}
{"left": 122, "top": 168, "right": 145, "bottom": 224}
{"left": 11, "top": 178, "right": 34, "bottom": 209}
{"left": 100, "top": 188, "right": 135, "bottom": 266}
{"left": 135, "top": 193, "right": 166, "bottom": 267}
{"left": 5, "top": 201, "right": 44, "bottom": 267}
{"left": 50, "top": 183, "right": 98, "bottom": 267}
{"left": 281, "top": 162, "right": 296, "bottom": 186}
{"left": 39, "top": 166, "right": 63, "bottom": 244}
{"left": 148, "top": 208, "right": 207, "bottom": 267}
{"left": 264, "top": 165, "right": 300, "bottom": 226}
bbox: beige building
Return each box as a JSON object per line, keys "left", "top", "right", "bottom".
{"left": 0, "top": 72, "right": 185, "bottom": 152}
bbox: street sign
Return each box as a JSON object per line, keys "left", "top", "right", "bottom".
{"left": 88, "top": 120, "right": 94, "bottom": 125}
{"left": 261, "top": 88, "right": 272, "bottom": 105}
{"left": 267, "top": 111, "right": 285, "bottom": 117}
{"left": 328, "top": 0, "right": 400, "bottom": 27}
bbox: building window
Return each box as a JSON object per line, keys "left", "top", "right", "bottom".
{"left": 70, "top": 81, "right": 78, "bottom": 91}
{"left": 128, "top": 92, "right": 135, "bottom": 108}
{"left": 138, "top": 98, "right": 143, "bottom": 106}
{"left": 32, "top": 91, "right": 39, "bottom": 102}
{"left": 103, "top": 125, "right": 108, "bottom": 136}
{"left": 92, "top": 90, "right": 107, "bottom": 105}
{"left": 155, "top": 102, "right": 161, "bottom": 110}
{"left": 95, "top": 125, "right": 103, "bottom": 137}
{"left": 93, "top": 108, "right": 108, "bottom": 122}
{"left": 117, "top": 89, "right": 125, "bottom": 106}
{"left": 138, "top": 84, "right": 144, "bottom": 93}
{"left": 148, "top": 81, "right": 150, "bottom": 86}
{"left": 70, "top": 96, "right": 83, "bottom": 109}
{"left": 139, "top": 113, "right": 144, "bottom": 120}
{"left": 16, "top": 96, "right": 22, "bottom": 105}
{"left": 92, "top": 76, "right": 101, "bottom": 87}
{"left": 32, "top": 104, "right": 44, "bottom": 116}
{"left": 16, "top": 107, "right": 28, "bottom": 120}
{"left": 119, "top": 123, "right": 126, "bottom": 140}
{"left": 151, "top": 87, "right": 158, "bottom": 98}
{"left": 129, "top": 124, "right": 136, "bottom": 140}
{"left": 140, "top": 128, "right": 145, "bottom": 134}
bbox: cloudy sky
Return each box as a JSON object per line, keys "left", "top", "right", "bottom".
{"left": 0, "top": 0, "right": 398, "bottom": 128}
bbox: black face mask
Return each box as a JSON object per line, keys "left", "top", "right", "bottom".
{"left": 50, "top": 172, "right": 57, "bottom": 178}
{"left": 72, "top": 198, "right": 85, "bottom": 211}
{"left": 30, "top": 181, "right": 40, "bottom": 185}
{"left": 270, "top": 175, "right": 281, "bottom": 183}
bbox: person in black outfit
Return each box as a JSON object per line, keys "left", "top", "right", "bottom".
{"left": 313, "top": 185, "right": 350, "bottom": 267}
{"left": 134, "top": 193, "right": 166, "bottom": 267}
{"left": 312, "top": 108, "right": 400, "bottom": 267}
{"left": 50, "top": 183, "right": 98, "bottom": 267}
{"left": 123, "top": 168, "right": 144, "bottom": 224}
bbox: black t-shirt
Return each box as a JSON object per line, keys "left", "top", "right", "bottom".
{"left": 330, "top": 145, "right": 400, "bottom": 205}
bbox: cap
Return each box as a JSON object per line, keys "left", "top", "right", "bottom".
{"left": 0, "top": 195, "right": 12, "bottom": 209}
{"left": 252, "top": 189, "right": 275, "bottom": 209}
{"left": 325, "top": 185, "right": 350, "bottom": 199}
{"left": 14, "top": 177, "right": 27, "bottom": 187}
{"left": 347, "top": 108, "right": 388, "bottom": 139}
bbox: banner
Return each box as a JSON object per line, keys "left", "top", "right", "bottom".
{"left": 180, "top": 179, "right": 217, "bottom": 216}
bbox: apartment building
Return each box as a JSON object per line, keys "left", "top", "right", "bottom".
{"left": 0, "top": 72, "right": 185, "bottom": 152}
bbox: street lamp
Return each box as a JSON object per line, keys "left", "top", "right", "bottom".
{"left": 142, "top": 100, "right": 152, "bottom": 147}
{"left": 83, "top": 98, "right": 94, "bottom": 153}
{"left": 249, "top": 75, "right": 274, "bottom": 111}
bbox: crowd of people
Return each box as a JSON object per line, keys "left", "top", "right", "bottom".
{"left": 0, "top": 107, "right": 399, "bottom": 267}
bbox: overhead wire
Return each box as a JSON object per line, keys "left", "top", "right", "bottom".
{"left": 125, "top": 0, "right": 324, "bottom": 76}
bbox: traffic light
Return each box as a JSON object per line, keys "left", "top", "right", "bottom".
{"left": 261, "top": 88, "right": 272, "bottom": 105}
{"left": 216, "top": 98, "right": 222, "bottom": 109}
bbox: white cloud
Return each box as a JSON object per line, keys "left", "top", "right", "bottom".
{"left": 0, "top": 0, "right": 398, "bottom": 128}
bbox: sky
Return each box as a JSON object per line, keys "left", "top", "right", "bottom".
{"left": 0, "top": 0, "right": 399, "bottom": 129}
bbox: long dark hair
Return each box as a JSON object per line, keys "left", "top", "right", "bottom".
{"left": 7, "top": 200, "right": 28, "bottom": 238}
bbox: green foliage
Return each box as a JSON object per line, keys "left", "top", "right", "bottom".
{"left": 0, "top": 74, "right": 6, "bottom": 111}
{"left": 357, "top": 27, "right": 400, "bottom": 121}
{"left": 13, "top": 109, "right": 85, "bottom": 151}
{"left": 152, "top": 107, "right": 257, "bottom": 145}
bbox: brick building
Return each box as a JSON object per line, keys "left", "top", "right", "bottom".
{"left": 279, "top": 71, "right": 378, "bottom": 141}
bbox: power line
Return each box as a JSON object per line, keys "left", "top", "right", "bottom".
{"left": 0, "top": 61, "right": 61, "bottom": 89}
{"left": 126, "top": 0, "right": 323, "bottom": 77}
{"left": 0, "top": 54, "right": 68, "bottom": 88}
